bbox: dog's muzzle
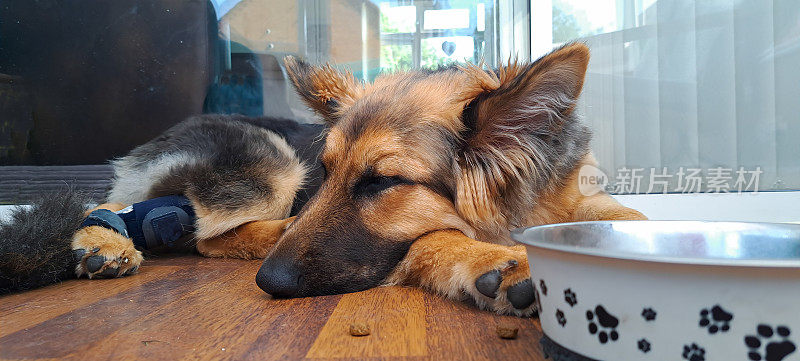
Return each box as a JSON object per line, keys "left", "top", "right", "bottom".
{"left": 256, "top": 256, "right": 303, "bottom": 298}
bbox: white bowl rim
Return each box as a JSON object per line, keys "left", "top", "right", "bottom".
{"left": 511, "top": 220, "right": 800, "bottom": 268}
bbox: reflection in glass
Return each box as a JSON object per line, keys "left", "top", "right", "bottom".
{"left": 0, "top": 0, "right": 500, "bottom": 202}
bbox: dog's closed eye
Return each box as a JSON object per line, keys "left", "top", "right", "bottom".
{"left": 354, "top": 175, "right": 412, "bottom": 199}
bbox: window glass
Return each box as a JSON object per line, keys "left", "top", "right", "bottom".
{"left": 0, "top": 0, "right": 502, "bottom": 203}
{"left": 379, "top": 1, "right": 496, "bottom": 70}
{"left": 421, "top": 36, "right": 476, "bottom": 68}
{"left": 380, "top": 4, "right": 417, "bottom": 33}
{"left": 424, "top": 9, "right": 471, "bottom": 30}
{"left": 552, "top": 0, "right": 617, "bottom": 42}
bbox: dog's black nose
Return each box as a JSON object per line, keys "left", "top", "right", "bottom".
{"left": 256, "top": 256, "right": 302, "bottom": 298}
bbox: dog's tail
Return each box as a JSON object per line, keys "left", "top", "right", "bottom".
{"left": 0, "top": 191, "right": 88, "bottom": 294}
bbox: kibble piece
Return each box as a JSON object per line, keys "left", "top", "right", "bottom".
{"left": 349, "top": 322, "right": 371, "bottom": 336}
{"left": 496, "top": 325, "right": 519, "bottom": 339}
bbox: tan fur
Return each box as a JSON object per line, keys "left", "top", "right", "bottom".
{"left": 365, "top": 71, "right": 473, "bottom": 134}
{"left": 72, "top": 202, "right": 143, "bottom": 278}
{"left": 305, "top": 127, "right": 477, "bottom": 244}
{"left": 73, "top": 203, "right": 141, "bottom": 278}
{"left": 284, "top": 57, "right": 364, "bottom": 121}
{"left": 384, "top": 230, "right": 532, "bottom": 316}
{"left": 361, "top": 187, "right": 477, "bottom": 242}
{"left": 86, "top": 203, "right": 127, "bottom": 215}
{"left": 526, "top": 155, "right": 646, "bottom": 226}
{"left": 277, "top": 43, "right": 646, "bottom": 314}
{"left": 196, "top": 217, "right": 295, "bottom": 259}
{"left": 190, "top": 156, "right": 305, "bottom": 240}
{"left": 572, "top": 194, "right": 647, "bottom": 222}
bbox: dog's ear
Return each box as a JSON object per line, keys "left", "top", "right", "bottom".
{"left": 284, "top": 56, "right": 363, "bottom": 123}
{"left": 455, "top": 43, "right": 590, "bottom": 226}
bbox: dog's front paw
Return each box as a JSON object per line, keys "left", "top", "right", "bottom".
{"left": 470, "top": 257, "right": 536, "bottom": 317}
{"left": 72, "top": 226, "right": 143, "bottom": 279}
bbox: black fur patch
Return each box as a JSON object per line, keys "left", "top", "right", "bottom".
{"left": 125, "top": 115, "right": 325, "bottom": 215}
{"left": 0, "top": 190, "right": 88, "bottom": 294}
{"left": 241, "top": 116, "right": 326, "bottom": 214}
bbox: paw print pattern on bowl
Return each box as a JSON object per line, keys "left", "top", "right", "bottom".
{"left": 744, "top": 324, "right": 797, "bottom": 361}
{"left": 699, "top": 305, "right": 733, "bottom": 334}
{"left": 539, "top": 279, "right": 548, "bottom": 296}
{"left": 641, "top": 307, "right": 657, "bottom": 321}
{"left": 556, "top": 309, "right": 566, "bottom": 327}
{"left": 682, "top": 343, "right": 706, "bottom": 361}
{"left": 638, "top": 338, "right": 651, "bottom": 353}
{"left": 586, "top": 305, "right": 619, "bottom": 344}
{"left": 564, "top": 288, "right": 577, "bottom": 307}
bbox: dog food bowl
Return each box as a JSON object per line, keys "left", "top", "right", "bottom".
{"left": 511, "top": 221, "right": 800, "bottom": 361}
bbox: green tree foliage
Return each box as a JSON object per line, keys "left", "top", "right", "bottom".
{"left": 552, "top": 0, "right": 602, "bottom": 42}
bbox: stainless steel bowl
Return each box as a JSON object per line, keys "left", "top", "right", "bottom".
{"left": 511, "top": 221, "right": 800, "bottom": 361}
{"left": 512, "top": 221, "right": 800, "bottom": 267}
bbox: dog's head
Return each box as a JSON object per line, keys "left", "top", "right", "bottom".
{"left": 256, "top": 43, "right": 591, "bottom": 297}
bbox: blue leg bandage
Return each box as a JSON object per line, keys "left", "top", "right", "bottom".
{"left": 81, "top": 195, "right": 196, "bottom": 250}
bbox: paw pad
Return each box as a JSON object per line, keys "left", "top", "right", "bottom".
{"left": 641, "top": 307, "right": 657, "bottom": 321}
{"left": 73, "top": 245, "right": 138, "bottom": 279}
{"left": 474, "top": 260, "right": 534, "bottom": 312}
{"left": 475, "top": 270, "right": 501, "bottom": 298}
{"left": 638, "top": 338, "right": 651, "bottom": 353}
{"left": 682, "top": 343, "right": 705, "bottom": 361}
{"left": 507, "top": 279, "right": 535, "bottom": 310}
{"left": 72, "top": 249, "right": 86, "bottom": 262}
{"left": 555, "top": 309, "right": 566, "bottom": 327}
{"left": 533, "top": 284, "right": 542, "bottom": 315}
{"left": 699, "top": 305, "right": 733, "bottom": 334}
{"left": 586, "top": 305, "right": 619, "bottom": 344}
{"left": 564, "top": 288, "right": 577, "bottom": 307}
{"left": 86, "top": 255, "right": 107, "bottom": 273}
{"left": 744, "top": 324, "right": 796, "bottom": 361}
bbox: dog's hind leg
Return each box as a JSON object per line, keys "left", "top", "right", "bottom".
{"left": 384, "top": 229, "right": 536, "bottom": 317}
{"left": 72, "top": 203, "right": 144, "bottom": 279}
{"left": 195, "top": 217, "right": 295, "bottom": 259}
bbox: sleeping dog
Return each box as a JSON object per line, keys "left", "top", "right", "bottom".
{"left": 0, "top": 43, "right": 645, "bottom": 316}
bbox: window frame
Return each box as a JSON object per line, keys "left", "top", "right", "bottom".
{"left": 377, "top": 1, "right": 497, "bottom": 70}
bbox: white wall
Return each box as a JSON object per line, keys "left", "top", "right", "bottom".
{"left": 614, "top": 192, "right": 800, "bottom": 223}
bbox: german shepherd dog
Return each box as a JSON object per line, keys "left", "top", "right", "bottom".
{"left": 0, "top": 44, "right": 645, "bottom": 316}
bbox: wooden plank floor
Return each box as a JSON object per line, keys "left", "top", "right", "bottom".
{"left": 0, "top": 255, "right": 546, "bottom": 360}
